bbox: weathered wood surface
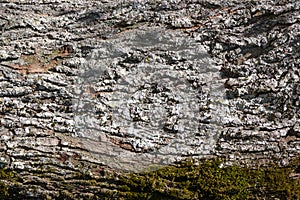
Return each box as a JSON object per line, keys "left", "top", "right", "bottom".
{"left": 0, "top": 0, "right": 299, "bottom": 198}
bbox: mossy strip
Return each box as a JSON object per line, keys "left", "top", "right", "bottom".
{"left": 116, "top": 158, "right": 300, "bottom": 200}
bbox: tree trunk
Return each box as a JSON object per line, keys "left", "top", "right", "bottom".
{"left": 0, "top": 0, "right": 299, "bottom": 199}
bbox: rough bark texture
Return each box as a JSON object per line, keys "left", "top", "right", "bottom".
{"left": 0, "top": 0, "right": 299, "bottom": 199}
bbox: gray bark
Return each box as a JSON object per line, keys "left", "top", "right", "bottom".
{"left": 0, "top": 0, "right": 299, "bottom": 198}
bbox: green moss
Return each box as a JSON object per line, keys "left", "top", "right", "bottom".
{"left": 0, "top": 168, "right": 15, "bottom": 180}
{"left": 0, "top": 168, "right": 17, "bottom": 198}
{"left": 0, "top": 184, "right": 9, "bottom": 198}
{"left": 116, "top": 157, "right": 300, "bottom": 199}
{"left": 73, "top": 171, "right": 93, "bottom": 180}
{"left": 0, "top": 157, "right": 299, "bottom": 199}
{"left": 58, "top": 190, "right": 75, "bottom": 199}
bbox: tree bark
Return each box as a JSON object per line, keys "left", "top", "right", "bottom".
{"left": 0, "top": 0, "right": 299, "bottom": 199}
